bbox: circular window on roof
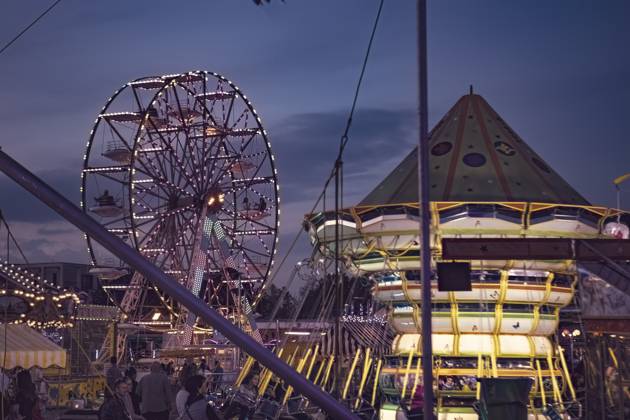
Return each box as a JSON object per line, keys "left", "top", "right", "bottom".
{"left": 532, "top": 157, "right": 551, "bottom": 173}
{"left": 494, "top": 141, "right": 516, "bottom": 156}
{"left": 463, "top": 153, "right": 486, "bottom": 167}
{"left": 431, "top": 142, "right": 452, "bottom": 156}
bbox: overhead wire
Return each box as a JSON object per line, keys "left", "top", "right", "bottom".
{"left": 0, "top": 211, "right": 29, "bottom": 265}
{"left": 260, "top": 0, "right": 386, "bottom": 292}
{"left": 0, "top": 0, "right": 63, "bottom": 57}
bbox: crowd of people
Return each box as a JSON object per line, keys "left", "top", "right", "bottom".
{"left": 100, "top": 356, "right": 226, "bottom": 420}
{"left": 0, "top": 367, "right": 48, "bottom": 420}
{"left": 437, "top": 375, "right": 478, "bottom": 392}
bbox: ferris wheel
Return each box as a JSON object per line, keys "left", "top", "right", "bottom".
{"left": 81, "top": 71, "right": 279, "bottom": 352}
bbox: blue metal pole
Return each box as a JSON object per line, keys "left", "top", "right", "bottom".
{"left": 417, "top": 0, "right": 435, "bottom": 418}
{"left": 0, "top": 148, "right": 358, "bottom": 420}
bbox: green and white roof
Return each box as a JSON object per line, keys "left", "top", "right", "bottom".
{"left": 360, "top": 91, "right": 588, "bottom": 206}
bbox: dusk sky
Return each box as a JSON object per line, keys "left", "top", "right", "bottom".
{"left": 0, "top": 1, "right": 629, "bottom": 281}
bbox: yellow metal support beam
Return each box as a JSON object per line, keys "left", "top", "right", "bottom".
{"left": 476, "top": 354, "right": 483, "bottom": 400}
{"left": 355, "top": 348, "right": 372, "bottom": 409}
{"left": 313, "top": 355, "right": 328, "bottom": 386}
{"left": 321, "top": 355, "right": 335, "bottom": 390}
{"left": 343, "top": 348, "right": 362, "bottom": 400}
{"left": 410, "top": 356, "right": 422, "bottom": 398}
{"left": 608, "top": 347, "right": 619, "bottom": 368}
{"left": 235, "top": 356, "right": 255, "bottom": 387}
{"left": 557, "top": 346, "right": 576, "bottom": 400}
{"left": 401, "top": 351, "right": 414, "bottom": 399}
{"left": 546, "top": 349, "right": 564, "bottom": 409}
{"left": 490, "top": 352, "right": 498, "bottom": 378}
{"left": 282, "top": 348, "right": 312, "bottom": 405}
{"left": 371, "top": 359, "right": 383, "bottom": 407}
{"left": 305, "top": 344, "right": 320, "bottom": 381}
{"left": 258, "top": 348, "right": 284, "bottom": 397}
{"left": 535, "top": 360, "right": 547, "bottom": 407}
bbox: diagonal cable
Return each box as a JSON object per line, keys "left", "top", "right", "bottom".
{"left": 259, "top": 0, "right": 386, "bottom": 297}
{"left": 0, "top": 0, "right": 63, "bottom": 57}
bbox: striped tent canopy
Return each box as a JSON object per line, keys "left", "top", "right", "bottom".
{"left": 0, "top": 324, "right": 66, "bottom": 369}
{"left": 319, "top": 319, "right": 394, "bottom": 358}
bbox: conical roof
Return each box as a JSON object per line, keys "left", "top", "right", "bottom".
{"left": 360, "top": 91, "right": 588, "bottom": 206}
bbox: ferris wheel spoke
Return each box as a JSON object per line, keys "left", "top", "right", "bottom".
{"left": 238, "top": 248, "right": 268, "bottom": 279}
{"left": 135, "top": 218, "right": 168, "bottom": 246}
{"left": 225, "top": 231, "right": 271, "bottom": 258}
{"left": 179, "top": 83, "right": 220, "bottom": 127}
{"left": 141, "top": 128, "right": 187, "bottom": 189}
{"left": 102, "top": 118, "right": 135, "bottom": 151}
{"left": 171, "top": 87, "right": 191, "bottom": 130}
{"left": 207, "top": 139, "right": 233, "bottom": 185}
{"left": 154, "top": 136, "right": 199, "bottom": 195}
{"left": 130, "top": 85, "right": 148, "bottom": 115}
{"left": 132, "top": 184, "right": 165, "bottom": 201}
{"left": 228, "top": 181, "right": 275, "bottom": 203}
{"left": 174, "top": 213, "right": 200, "bottom": 267}
{"left": 173, "top": 135, "right": 201, "bottom": 193}
{"left": 227, "top": 107, "right": 248, "bottom": 131}
{"left": 234, "top": 156, "right": 269, "bottom": 193}
{"left": 222, "top": 94, "right": 236, "bottom": 128}
{"left": 146, "top": 142, "right": 178, "bottom": 188}
{"left": 132, "top": 215, "right": 167, "bottom": 233}
{"left": 135, "top": 200, "right": 174, "bottom": 218}
{"left": 133, "top": 159, "right": 194, "bottom": 199}
{"left": 170, "top": 91, "right": 206, "bottom": 190}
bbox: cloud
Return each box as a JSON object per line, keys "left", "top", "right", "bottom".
{"left": 0, "top": 168, "right": 80, "bottom": 223}
{"left": 270, "top": 107, "right": 417, "bottom": 205}
{"left": 2, "top": 221, "right": 87, "bottom": 264}
{"left": 263, "top": 107, "right": 419, "bottom": 288}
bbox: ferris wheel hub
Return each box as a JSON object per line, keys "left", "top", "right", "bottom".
{"left": 206, "top": 189, "right": 225, "bottom": 212}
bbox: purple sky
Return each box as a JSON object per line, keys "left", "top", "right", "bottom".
{"left": 0, "top": 1, "right": 629, "bottom": 280}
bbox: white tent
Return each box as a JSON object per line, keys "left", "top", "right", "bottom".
{"left": 0, "top": 324, "right": 66, "bottom": 369}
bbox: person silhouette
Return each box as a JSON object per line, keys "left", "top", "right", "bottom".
{"left": 96, "top": 190, "right": 115, "bottom": 206}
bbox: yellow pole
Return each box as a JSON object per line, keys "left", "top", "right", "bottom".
{"left": 557, "top": 346, "right": 576, "bottom": 400}
{"left": 410, "top": 355, "right": 422, "bottom": 397}
{"left": 546, "top": 349, "right": 563, "bottom": 409}
{"left": 235, "top": 356, "right": 255, "bottom": 387}
{"left": 321, "top": 355, "right": 335, "bottom": 390}
{"left": 313, "top": 355, "right": 328, "bottom": 386}
{"left": 476, "top": 354, "right": 483, "bottom": 400}
{"left": 282, "top": 348, "right": 312, "bottom": 405}
{"left": 305, "top": 344, "right": 320, "bottom": 381}
{"left": 287, "top": 345, "right": 300, "bottom": 367}
{"left": 271, "top": 346, "right": 298, "bottom": 393}
{"left": 342, "top": 348, "right": 362, "bottom": 400}
{"left": 401, "top": 351, "right": 414, "bottom": 399}
{"left": 535, "top": 360, "right": 547, "bottom": 407}
{"left": 355, "top": 349, "right": 372, "bottom": 409}
{"left": 371, "top": 359, "right": 383, "bottom": 407}
{"left": 608, "top": 347, "right": 619, "bottom": 368}
{"left": 490, "top": 352, "right": 498, "bottom": 378}
{"left": 258, "top": 348, "right": 284, "bottom": 397}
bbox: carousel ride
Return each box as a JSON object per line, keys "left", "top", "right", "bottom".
{"left": 0, "top": 211, "right": 79, "bottom": 329}
{"left": 81, "top": 71, "right": 279, "bottom": 361}
{"left": 304, "top": 89, "right": 630, "bottom": 419}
